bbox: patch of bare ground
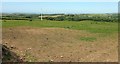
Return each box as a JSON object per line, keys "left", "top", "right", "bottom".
{"left": 2, "top": 27, "right": 118, "bottom": 62}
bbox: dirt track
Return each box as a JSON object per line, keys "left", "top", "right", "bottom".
{"left": 2, "top": 27, "right": 118, "bottom": 62}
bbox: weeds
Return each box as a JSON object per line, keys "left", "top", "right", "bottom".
{"left": 80, "top": 37, "right": 96, "bottom": 42}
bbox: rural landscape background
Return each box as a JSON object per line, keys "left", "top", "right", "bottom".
{"left": 1, "top": 2, "right": 118, "bottom": 62}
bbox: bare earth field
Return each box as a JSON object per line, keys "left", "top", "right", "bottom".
{"left": 2, "top": 27, "right": 118, "bottom": 62}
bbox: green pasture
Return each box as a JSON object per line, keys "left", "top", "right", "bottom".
{"left": 2, "top": 20, "right": 118, "bottom": 34}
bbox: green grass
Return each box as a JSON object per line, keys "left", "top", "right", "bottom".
{"left": 80, "top": 37, "right": 97, "bottom": 42}
{"left": 2, "top": 20, "right": 118, "bottom": 33}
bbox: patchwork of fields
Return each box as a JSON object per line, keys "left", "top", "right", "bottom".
{"left": 2, "top": 20, "right": 118, "bottom": 62}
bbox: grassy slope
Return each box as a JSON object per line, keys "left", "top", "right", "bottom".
{"left": 2, "top": 20, "right": 118, "bottom": 33}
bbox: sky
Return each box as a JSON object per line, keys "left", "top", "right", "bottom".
{"left": 2, "top": 0, "right": 120, "bottom": 2}
{"left": 2, "top": 2, "right": 118, "bottom": 14}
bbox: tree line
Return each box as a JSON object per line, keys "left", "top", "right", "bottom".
{"left": 1, "top": 13, "right": 118, "bottom": 22}
{"left": 45, "top": 14, "right": 118, "bottom": 22}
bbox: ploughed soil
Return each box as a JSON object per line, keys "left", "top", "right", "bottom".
{"left": 2, "top": 27, "right": 118, "bottom": 62}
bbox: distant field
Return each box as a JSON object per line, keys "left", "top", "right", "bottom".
{"left": 2, "top": 20, "right": 118, "bottom": 62}
{"left": 2, "top": 20, "right": 118, "bottom": 33}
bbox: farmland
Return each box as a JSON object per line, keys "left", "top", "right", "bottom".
{"left": 2, "top": 18, "right": 118, "bottom": 62}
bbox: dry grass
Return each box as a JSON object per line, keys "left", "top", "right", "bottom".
{"left": 2, "top": 27, "right": 118, "bottom": 62}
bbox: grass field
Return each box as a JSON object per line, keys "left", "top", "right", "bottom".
{"left": 2, "top": 20, "right": 118, "bottom": 62}
{"left": 2, "top": 20, "right": 118, "bottom": 33}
